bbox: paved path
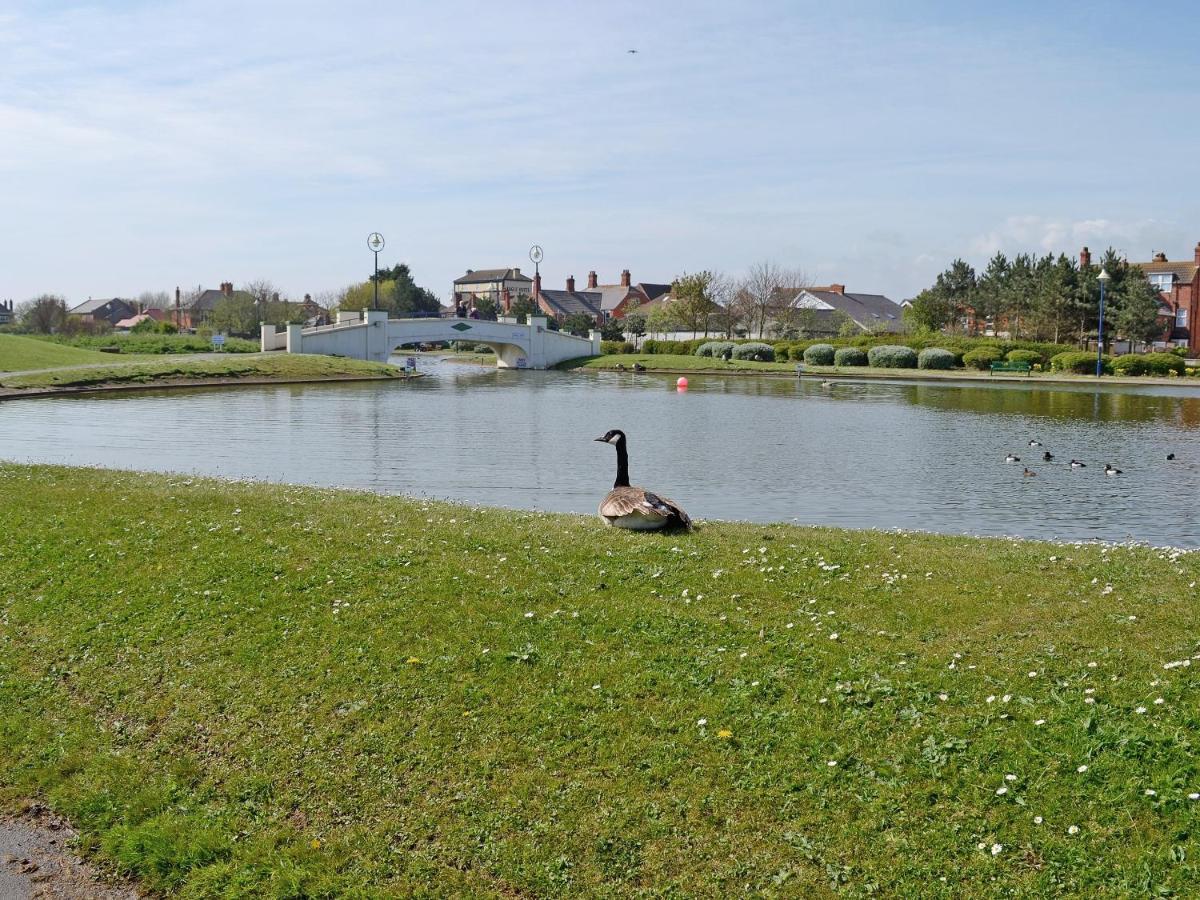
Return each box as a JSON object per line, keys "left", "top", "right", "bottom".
{"left": 0, "top": 811, "right": 139, "bottom": 899}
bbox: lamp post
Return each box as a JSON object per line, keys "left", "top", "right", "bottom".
{"left": 1096, "top": 267, "right": 1110, "bottom": 377}
{"left": 367, "top": 233, "right": 385, "bottom": 311}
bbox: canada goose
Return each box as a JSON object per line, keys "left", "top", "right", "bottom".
{"left": 1042, "top": 451, "right": 1054, "bottom": 461}
{"left": 1005, "top": 454, "right": 1021, "bottom": 463}
{"left": 616, "top": 363, "right": 626, "bottom": 371}
{"left": 1167, "top": 453, "right": 1176, "bottom": 461}
{"left": 1070, "top": 459, "right": 1086, "bottom": 468}
{"left": 1023, "top": 468, "right": 1037, "bottom": 477}
{"left": 1104, "top": 464, "right": 1122, "bottom": 476}
{"left": 594, "top": 429, "right": 691, "bottom": 531}
{"left": 1029, "top": 439, "right": 1042, "bottom": 448}
{"left": 633, "top": 362, "right": 647, "bottom": 372}
{"left": 820, "top": 379, "right": 832, "bottom": 388}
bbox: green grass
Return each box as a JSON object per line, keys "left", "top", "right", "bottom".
{"left": 34, "top": 333, "right": 261, "bottom": 354}
{"left": 2, "top": 464, "right": 1199, "bottom": 896}
{"left": 0, "top": 354, "right": 401, "bottom": 389}
{"left": 0, "top": 333, "right": 138, "bottom": 372}
{"left": 562, "top": 353, "right": 797, "bottom": 372}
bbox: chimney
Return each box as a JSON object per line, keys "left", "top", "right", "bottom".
{"left": 272, "top": 292, "right": 280, "bottom": 303}
{"left": 501, "top": 287, "right": 511, "bottom": 312}
{"left": 830, "top": 283, "right": 845, "bottom": 295}
{"left": 1194, "top": 242, "right": 1200, "bottom": 266}
{"left": 1153, "top": 252, "right": 1168, "bottom": 263}
{"left": 304, "top": 293, "right": 311, "bottom": 303}
{"left": 221, "top": 281, "right": 232, "bottom": 296}
{"left": 513, "top": 267, "right": 521, "bottom": 276}
{"left": 587, "top": 270, "right": 598, "bottom": 289}
{"left": 1079, "top": 246, "right": 1091, "bottom": 269}
{"left": 620, "top": 269, "right": 631, "bottom": 288}
{"left": 566, "top": 275, "right": 575, "bottom": 293}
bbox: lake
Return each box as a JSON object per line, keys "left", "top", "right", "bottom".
{"left": 2, "top": 359, "right": 1199, "bottom": 546}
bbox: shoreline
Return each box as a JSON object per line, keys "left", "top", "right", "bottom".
{"left": 0, "top": 372, "right": 419, "bottom": 401}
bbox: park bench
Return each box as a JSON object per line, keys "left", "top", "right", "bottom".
{"left": 989, "top": 361, "right": 1031, "bottom": 376}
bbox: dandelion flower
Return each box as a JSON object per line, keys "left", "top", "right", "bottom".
{"left": 1077, "top": 765, "right": 1089, "bottom": 773}
{"left": 1068, "top": 825, "right": 1080, "bottom": 835}
{"left": 829, "top": 632, "right": 839, "bottom": 640}
{"left": 406, "top": 656, "right": 421, "bottom": 664}
{"left": 1033, "top": 816, "right": 1043, "bottom": 825}
{"left": 697, "top": 718, "right": 707, "bottom": 726}
{"left": 1135, "top": 706, "right": 1147, "bottom": 714}
{"left": 1154, "top": 697, "right": 1165, "bottom": 705}
{"left": 1005, "top": 774, "right": 1017, "bottom": 782}
{"left": 990, "top": 843, "right": 1003, "bottom": 856}
{"left": 717, "top": 729, "right": 733, "bottom": 739}
{"left": 310, "top": 838, "right": 321, "bottom": 849}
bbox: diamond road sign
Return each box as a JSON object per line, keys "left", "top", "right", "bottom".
{"left": 451, "top": 322, "right": 472, "bottom": 331}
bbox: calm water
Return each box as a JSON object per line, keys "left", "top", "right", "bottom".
{"left": 3, "top": 359, "right": 1200, "bottom": 546}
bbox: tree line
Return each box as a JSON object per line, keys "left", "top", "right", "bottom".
{"left": 905, "top": 248, "right": 1164, "bottom": 346}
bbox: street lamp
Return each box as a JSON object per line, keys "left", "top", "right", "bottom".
{"left": 1096, "top": 267, "right": 1110, "bottom": 377}
{"left": 367, "top": 232, "right": 385, "bottom": 311}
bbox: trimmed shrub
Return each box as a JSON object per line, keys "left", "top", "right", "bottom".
{"left": 961, "top": 347, "right": 1003, "bottom": 370}
{"left": 1005, "top": 349, "right": 1044, "bottom": 367}
{"left": 1050, "top": 351, "right": 1110, "bottom": 374}
{"left": 1112, "top": 352, "right": 1186, "bottom": 377}
{"left": 601, "top": 340, "right": 624, "bottom": 355}
{"left": 803, "top": 343, "right": 836, "bottom": 366}
{"left": 731, "top": 342, "right": 775, "bottom": 362}
{"left": 789, "top": 345, "right": 807, "bottom": 361}
{"left": 917, "top": 348, "right": 956, "bottom": 370}
{"left": 695, "top": 341, "right": 734, "bottom": 358}
{"left": 867, "top": 345, "right": 918, "bottom": 368}
{"left": 834, "top": 347, "right": 868, "bottom": 367}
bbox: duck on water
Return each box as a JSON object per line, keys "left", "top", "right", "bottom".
{"left": 594, "top": 429, "right": 692, "bottom": 531}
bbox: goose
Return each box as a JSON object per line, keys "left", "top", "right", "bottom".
{"left": 820, "top": 379, "right": 833, "bottom": 388}
{"left": 633, "top": 362, "right": 647, "bottom": 372}
{"left": 1005, "top": 454, "right": 1021, "bottom": 463}
{"left": 1167, "top": 453, "right": 1176, "bottom": 461}
{"left": 1042, "top": 451, "right": 1054, "bottom": 461}
{"left": 594, "top": 429, "right": 691, "bottom": 531}
{"left": 616, "top": 363, "right": 626, "bottom": 371}
{"left": 1029, "top": 439, "right": 1042, "bottom": 448}
{"left": 1070, "top": 459, "right": 1086, "bottom": 468}
{"left": 1104, "top": 464, "right": 1122, "bottom": 476}
{"left": 1023, "top": 468, "right": 1037, "bottom": 477}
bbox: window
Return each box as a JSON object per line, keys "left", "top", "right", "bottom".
{"left": 1177, "top": 307, "right": 1189, "bottom": 327}
{"left": 1149, "top": 273, "right": 1175, "bottom": 293}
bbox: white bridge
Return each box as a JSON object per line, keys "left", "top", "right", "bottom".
{"left": 261, "top": 309, "right": 600, "bottom": 369}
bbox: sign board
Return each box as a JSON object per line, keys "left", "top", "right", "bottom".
{"left": 405, "top": 356, "right": 417, "bottom": 371}
{"left": 516, "top": 357, "right": 528, "bottom": 369}
{"left": 212, "top": 334, "right": 226, "bottom": 349}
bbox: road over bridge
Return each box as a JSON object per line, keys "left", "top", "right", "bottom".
{"left": 262, "top": 310, "right": 600, "bottom": 369}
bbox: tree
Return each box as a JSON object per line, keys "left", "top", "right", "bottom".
{"left": 739, "top": 261, "right": 793, "bottom": 339}
{"left": 341, "top": 263, "right": 441, "bottom": 318}
{"left": 974, "top": 253, "right": 1010, "bottom": 331}
{"left": 208, "top": 294, "right": 259, "bottom": 336}
{"left": 562, "top": 313, "right": 595, "bottom": 337}
{"left": 646, "top": 302, "right": 683, "bottom": 336}
{"left": 1112, "top": 263, "right": 1164, "bottom": 347}
{"left": 672, "top": 271, "right": 720, "bottom": 336}
{"left": 934, "top": 259, "right": 977, "bottom": 333}
{"left": 600, "top": 317, "right": 626, "bottom": 341}
{"left": 473, "top": 297, "right": 499, "bottom": 321}
{"left": 902, "top": 288, "right": 956, "bottom": 332}
{"left": 622, "top": 312, "right": 647, "bottom": 346}
{"left": 18, "top": 295, "right": 68, "bottom": 333}
{"left": 136, "top": 290, "right": 171, "bottom": 311}
{"left": 509, "top": 294, "right": 536, "bottom": 324}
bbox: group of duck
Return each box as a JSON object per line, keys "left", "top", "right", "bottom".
{"left": 1005, "top": 439, "right": 1176, "bottom": 478}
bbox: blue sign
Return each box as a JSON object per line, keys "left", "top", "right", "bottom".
{"left": 212, "top": 334, "right": 226, "bottom": 348}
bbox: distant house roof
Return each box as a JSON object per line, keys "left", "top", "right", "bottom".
{"left": 114, "top": 313, "right": 153, "bottom": 329}
{"left": 634, "top": 282, "right": 672, "bottom": 302}
{"left": 588, "top": 285, "right": 638, "bottom": 313}
{"left": 537, "top": 289, "right": 602, "bottom": 318}
{"left": 454, "top": 267, "right": 533, "bottom": 285}
{"left": 792, "top": 289, "right": 905, "bottom": 332}
{"left": 190, "top": 289, "right": 256, "bottom": 312}
{"left": 1133, "top": 260, "right": 1198, "bottom": 285}
{"left": 68, "top": 297, "right": 132, "bottom": 315}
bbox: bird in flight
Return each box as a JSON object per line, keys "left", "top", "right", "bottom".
{"left": 628, "top": 49, "right": 638, "bottom": 54}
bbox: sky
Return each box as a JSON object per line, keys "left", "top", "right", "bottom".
{"left": 2, "top": 0, "right": 1199, "bottom": 306}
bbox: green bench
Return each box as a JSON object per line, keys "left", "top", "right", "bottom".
{"left": 989, "top": 361, "right": 1031, "bottom": 376}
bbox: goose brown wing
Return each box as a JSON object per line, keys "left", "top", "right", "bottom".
{"left": 644, "top": 491, "right": 692, "bottom": 529}
{"left": 599, "top": 486, "right": 652, "bottom": 519}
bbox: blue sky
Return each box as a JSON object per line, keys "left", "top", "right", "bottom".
{"left": 2, "top": 0, "right": 1198, "bottom": 304}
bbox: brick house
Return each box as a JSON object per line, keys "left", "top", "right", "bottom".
{"left": 1115, "top": 243, "right": 1200, "bottom": 352}
{"left": 579, "top": 270, "right": 672, "bottom": 320}
{"left": 182, "top": 282, "right": 256, "bottom": 329}
{"left": 452, "top": 268, "right": 534, "bottom": 314}
{"left": 532, "top": 273, "right": 603, "bottom": 324}
{"left": 0, "top": 299, "right": 14, "bottom": 326}
{"left": 67, "top": 297, "right": 136, "bottom": 326}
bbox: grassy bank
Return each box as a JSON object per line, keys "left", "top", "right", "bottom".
{"left": 0, "top": 334, "right": 142, "bottom": 372}
{"left": 33, "top": 333, "right": 261, "bottom": 355}
{"left": 0, "top": 354, "right": 401, "bottom": 391}
{"left": 1, "top": 465, "right": 1198, "bottom": 896}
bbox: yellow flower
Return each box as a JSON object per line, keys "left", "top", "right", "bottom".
{"left": 406, "top": 657, "right": 421, "bottom": 664}
{"left": 310, "top": 838, "right": 321, "bottom": 849}
{"left": 717, "top": 729, "right": 733, "bottom": 739}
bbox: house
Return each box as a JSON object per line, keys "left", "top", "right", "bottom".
{"left": 533, "top": 273, "right": 603, "bottom": 323}
{"left": 183, "top": 282, "right": 256, "bottom": 329}
{"left": 452, "top": 268, "right": 534, "bottom": 313}
{"left": 1112, "top": 243, "right": 1200, "bottom": 353}
{"left": 0, "top": 300, "right": 13, "bottom": 326}
{"left": 783, "top": 284, "right": 904, "bottom": 334}
{"left": 580, "top": 270, "right": 672, "bottom": 319}
{"left": 113, "top": 313, "right": 156, "bottom": 331}
{"left": 295, "top": 293, "right": 329, "bottom": 326}
{"left": 67, "top": 297, "right": 136, "bottom": 326}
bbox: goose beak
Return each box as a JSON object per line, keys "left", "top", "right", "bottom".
{"left": 593, "top": 436, "right": 607, "bottom": 442}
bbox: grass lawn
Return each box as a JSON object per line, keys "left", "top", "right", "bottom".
{"left": 0, "top": 354, "right": 401, "bottom": 389}
{"left": 0, "top": 334, "right": 139, "bottom": 372}
{"left": 33, "top": 333, "right": 262, "bottom": 355}
{"left": 2, "top": 465, "right": 1199, "bottom": 896}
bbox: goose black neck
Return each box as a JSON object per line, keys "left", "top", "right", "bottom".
{"left": 614, "top": 438, "right": 630, "bottom": 488}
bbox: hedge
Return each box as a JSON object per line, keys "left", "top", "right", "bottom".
{"left": 917, "top": 348, "right": 956, "bottom": 370}
{"left": 803, "top": 343, "right": 836, "bottom": 365}
{"left": 867, "top": 345, "right": 918, "bottom": 368}
{"left": 731, "top": 342, "right": 776, "bottom": 362}
{"left": 962, "top": 347, "right": 1003, "bottom": 370}
{"left": 1050, "top": 351, "right": 1111, "bottom": 374}
{"left": 695, "top": 341, "right": 734, "bottom": 358}
{"left": 1005, "top": 349, "right": 1044, "bottom": 367}
{"left": 1111, "top": 352, "right": 1187, "bottom": 377}
{"left": 834, "top": 347, "right": 868, "bottom": 367}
